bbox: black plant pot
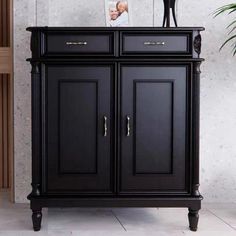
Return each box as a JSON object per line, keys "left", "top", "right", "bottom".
{"left": 162, "top": 0, "right": 177, "bottom": 27}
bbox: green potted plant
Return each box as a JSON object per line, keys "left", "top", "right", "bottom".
{"left": 214, "top": 3, "right": 236, "bottom": 55}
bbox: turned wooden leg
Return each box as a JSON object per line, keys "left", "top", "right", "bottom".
{"left": 32, "top": 208, "right": 42, "bottom": 231}
{"left": 188, "top": 208, "right": 199, "bottom": 231}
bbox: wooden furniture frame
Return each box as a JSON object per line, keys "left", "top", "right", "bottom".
{"left": 0, "top": 0, "right": 14, "bottom": 201}
{"left": 27, "top": 26, "right": 204, "bottom": 232}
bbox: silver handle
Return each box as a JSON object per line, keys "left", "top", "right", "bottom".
{"left": 126, "top": 116, "right": 131, "bottom": 137}
{"left": 66, "top": 41, "right": 88, "bottom": 45}
{"left": 103, "top": 116, "right": 108, "bottom": 137}
{"left": 144, "top": 41, "right": 165, "bottom": 46}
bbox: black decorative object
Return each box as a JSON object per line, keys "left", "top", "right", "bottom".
{"left": 163, "top": 0, "right": 177, "bottom": 27}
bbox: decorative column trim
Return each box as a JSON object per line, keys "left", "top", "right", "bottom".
{"left": 28, "top": 61, "right": 41, "bottom": 199}
{"left": 192, "top": 61, "right": 202, "bottom": 197}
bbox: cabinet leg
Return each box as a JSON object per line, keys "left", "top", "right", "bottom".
{"left": 188, "top": 208, "right": 199, "bottom": 231}
{"left": 32, "top": 208, "right": 42, "bottom": 231}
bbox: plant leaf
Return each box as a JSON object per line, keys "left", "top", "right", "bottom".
{"left": 220, "top": 35, "right": 236, "bottom": 51}
{"left": 227, "top": 20, "right": 236, "bottom": 29}
{"left": 213, "top": 4, "right": 236, "bottom": 55}
{"left": 228, "top": 8, "right": 236, "bottom": 14}
{"left": 228, "top": 26, "right": 236, "bottom": 35}
{"left": 213, "top": 4, "right": 236, "bottom": 17}
{"left": 233, "top": 49, "right": 236, "bottom": 56}
{"left": 232, "top": 44, "right": 236, "bottom": 56}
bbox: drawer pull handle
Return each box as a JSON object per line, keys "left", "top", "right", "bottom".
{"left": 66, "top": 41, "right": 88, "bottom": 46}
{"left": 144, "top": 41, "right": 165, "bottom": 46}
{"left": 103, "top": 116, "right": 108, "bottom": 137}
{"left": 126, "top": 116, "right": 131, "bottom": 137}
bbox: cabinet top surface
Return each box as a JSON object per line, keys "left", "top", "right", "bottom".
{"left": 27, "top": 26, "right": 205, "bottom": 32}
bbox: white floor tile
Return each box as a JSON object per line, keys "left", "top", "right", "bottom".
{"left": 47, "top": 230, "right": 73, "bottom": 236}
{"left": 0, "top": 209, "right": 33, "bottom": 231}
{"left": 112, "top": 207, "right": 235, "bottom": 232}
{"left": 0, "top": 207, "right": 48, "bottom": 231}
{"left": 158, "top": 208, "right": 235, "bottom": 232}
{"left": 1, "top": 195, "right": 236, "bottom": 235}
{"left": 183, "top": 231, "right": 236, "bottom": 236}
{"left": 203, "top": 202, "right": 236, "bottom": 210}
{"left": 47, "top": 208, "right": 124, "bottom": 231}
{"left": 207, "top": 208, "right": 236, "bottom": 229}
{"left": 0, "top": 231, "right": 47, "bottom": 236}
{"left": 72, "top": 231, "right": 185, "bottom": 236}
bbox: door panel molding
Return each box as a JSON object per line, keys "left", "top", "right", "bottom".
{"left": 133, "top": 79, "right": 174, "bottom": 175}
{"left": 58, "top": 80, "right": 98, "bottom": 175}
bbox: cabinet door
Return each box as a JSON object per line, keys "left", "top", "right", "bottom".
{"left": 120, "top": 64, "right": 189, "bottom": 194}
{"left": 44, "top": 64, "right": 114, "bottom": 194}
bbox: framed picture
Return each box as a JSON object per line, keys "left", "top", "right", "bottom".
{"left": 105, "top": 0, "right": 131, "bottom": 27}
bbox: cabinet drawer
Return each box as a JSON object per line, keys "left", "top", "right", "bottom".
{"left": 43, "top": 31, "right": 115, "bottom": 56}
{"left": 121, "top": 32, "right": 191, "bottom": 56}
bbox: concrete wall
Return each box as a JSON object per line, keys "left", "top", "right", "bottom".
{"left": 14, "top": 0, "right": 236, "bottom": 203}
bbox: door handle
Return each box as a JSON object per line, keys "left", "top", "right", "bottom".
{"left": 103, "top": 116, "right": 108, "bottom": 137}
{"left": 144, "top": 41, "right": 165, "bottom": 46}
{"left": 126, "top": 116, "right": 131, "bottom": 136}
{"left": 66, "top": 41, "right": 88, "bottom": 45}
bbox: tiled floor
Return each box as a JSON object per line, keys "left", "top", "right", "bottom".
{"left": 1, "top": 191, "right": 236, "bottom": 236}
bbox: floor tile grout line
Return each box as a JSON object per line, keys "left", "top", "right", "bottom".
{"left": 110, "top": 210, "right": 127, "bottom": 231}
{"left": 206, "top": 208, "right": 236, "bottom": 231}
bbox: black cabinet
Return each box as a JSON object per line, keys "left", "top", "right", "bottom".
{"left": 27, "top": 27, "right": 204, "bottom": 232}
